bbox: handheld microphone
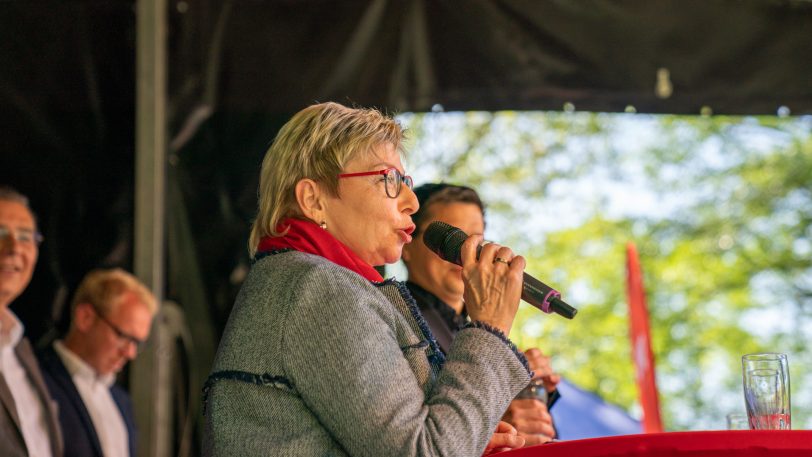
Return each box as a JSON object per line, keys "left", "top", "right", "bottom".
{"left": 423, "top": 221, "right": 578, "bottom": 320}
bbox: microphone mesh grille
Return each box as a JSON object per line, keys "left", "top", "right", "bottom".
{"left": 423, "top": 221, "right": 468, "bottom": 265}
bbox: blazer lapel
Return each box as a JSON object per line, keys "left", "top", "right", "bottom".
{"left": 0, "top": 369, "right": 23, "bottom": 436}
{"left": 40, "top": 345, "right": 105, "bottom": 457}
{"left": 16, "top": 338, "right": 64, "bottom": 457}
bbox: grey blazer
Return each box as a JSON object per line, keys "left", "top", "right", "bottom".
{"left": 0, "top": 337, "right": 63, "bottom": 457}
{"left": 204, "top": 251, "right": 530, "bottom": 456}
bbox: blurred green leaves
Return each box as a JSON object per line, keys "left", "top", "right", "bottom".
{"left": 400, "top": 111, "right": 812, "bottom": 430}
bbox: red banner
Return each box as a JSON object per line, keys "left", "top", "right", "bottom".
{"left": 626, "top": 242, "right": 663, "bottom": 433}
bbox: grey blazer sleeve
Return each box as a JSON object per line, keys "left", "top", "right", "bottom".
{"left": 283, "top": 265, "right": 530, "bottom": 456}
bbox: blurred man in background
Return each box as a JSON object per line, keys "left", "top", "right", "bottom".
{"left": 402, "top": 183, "right": 561, "bottom": 445}
{"left": 0, "top": 186, "right": 63, "bottom": 457}
{"left": 38, "top": 268, "right": 157, "bottom": 457}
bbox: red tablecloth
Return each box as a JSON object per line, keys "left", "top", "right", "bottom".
{"left": 498, "top": 431, "right": 812, "bottom": 456}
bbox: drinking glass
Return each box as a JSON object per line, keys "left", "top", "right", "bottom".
{"left": 741, "top": 353, "right": 790, "bottom": 430}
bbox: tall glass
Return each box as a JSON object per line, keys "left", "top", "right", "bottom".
{"left": 741, "top": 353, "right": 790, "bottom": 430}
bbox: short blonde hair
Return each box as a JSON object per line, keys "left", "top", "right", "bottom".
{"left": 71, "top": 268, "right": 158, "bottom": 318}
{"left": 248, "top": 102, "right": 404, "bottom": 256}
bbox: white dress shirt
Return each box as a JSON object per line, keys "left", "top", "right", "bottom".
{"left": 54, "top": 340, "right": 129, "bottom": 457}
{"left": 0, "top": 309, "right": 54, "bottom": 457}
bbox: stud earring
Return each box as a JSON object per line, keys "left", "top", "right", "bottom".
{"left": 320, "top": 221, "right": 327, "bottom": 230}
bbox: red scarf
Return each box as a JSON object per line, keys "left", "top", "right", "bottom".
{"left": 257, "top": 218, "right": 384, "bottom": 283}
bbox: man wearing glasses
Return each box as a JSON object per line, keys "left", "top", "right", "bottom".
{"left": 37, "top": 268, "right": 157, "bottom": 457}
{"left": 0, "top": 187, "right": 63, "bottom": 457}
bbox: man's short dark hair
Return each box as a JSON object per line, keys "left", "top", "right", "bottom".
{"left": 411, "top": 183, "right": 485, "bottom": 237}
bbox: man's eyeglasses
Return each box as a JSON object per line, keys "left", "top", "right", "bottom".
{"left": 91, "top": 305, "right": 146, "bottom": 353}
{"left": 338, "top": 167, "right": 414, "bottom": 199}
{"left": 0, "top": 226, "right": 43, "bottom": 247}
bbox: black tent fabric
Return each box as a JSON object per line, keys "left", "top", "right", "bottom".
{"left": 2, "top": 0, "right": 811, "bottom": 349}
{"left": 1, "top": 2, "right": 136, "bottom": 340}
{"left": 184, "top": 0, "right": 812, "bottom": 114}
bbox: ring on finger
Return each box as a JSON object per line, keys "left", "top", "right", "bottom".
{"left": 493, "top": 257, "right": 510, "bottom": 265}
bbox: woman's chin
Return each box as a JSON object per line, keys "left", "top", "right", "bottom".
{"left": 364, "top": 243, "right": 405, "bottom": 267}
{"left": 379, "top": 249, "right": 404, "bottom": 266}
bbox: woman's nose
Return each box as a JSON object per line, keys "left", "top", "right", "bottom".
{"left": 400, "top": 184, "right": 419, "bottom": 215}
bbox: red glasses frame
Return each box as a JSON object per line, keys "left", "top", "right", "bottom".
{"left": 338, "top": 167, "right": 414, "bottom": 198}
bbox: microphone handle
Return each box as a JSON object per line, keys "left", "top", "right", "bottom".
{"left": 448, "top": 235, "right": 578, "bottom": 319}
{"left": 522, "top": 273, "right": 578, "bottom": 319}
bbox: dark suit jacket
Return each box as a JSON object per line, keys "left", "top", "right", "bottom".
{"left": 407, "top": 281, "right": 563, "bottom": 415}
{"left": 406, "top": 281, "right": 465, "bottom": 353}
{"left": 0, "top": 337, "right": 63, "bottom": 457}
{"left": 37, "top": 345, "right": 137, "bottom": 457}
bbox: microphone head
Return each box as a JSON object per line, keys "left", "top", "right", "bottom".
{"left": 423, "top": 221, "right": 469, "bottom": 265}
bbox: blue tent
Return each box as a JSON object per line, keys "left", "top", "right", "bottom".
{"left": 551, "top": 379, "right": 642, "bottom": 440}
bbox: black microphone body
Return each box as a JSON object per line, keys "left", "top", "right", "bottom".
{"left": 423, "top": 221, "right": 578, "bottom": 320}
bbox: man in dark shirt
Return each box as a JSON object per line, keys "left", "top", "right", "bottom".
{"left": 403, "top": 183, "right": 560, "bottom": 445}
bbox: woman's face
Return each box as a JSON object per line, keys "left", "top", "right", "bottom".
{"left": 322, "top": 143, "right": 418, "bottom": 266}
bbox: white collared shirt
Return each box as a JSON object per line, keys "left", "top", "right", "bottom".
{"left": 53, "top": 340, "right": 129, "bottom": 457}
{"left": 0, "top": 309, "right": 54, "bottom": 457}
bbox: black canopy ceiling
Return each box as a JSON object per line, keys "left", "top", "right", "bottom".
{"left": 174, "top": 0, "right": 812, "bottom": 115}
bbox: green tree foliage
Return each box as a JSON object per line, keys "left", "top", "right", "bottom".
{"left": 398, "top": 111, "right": 812, "bottom": 430}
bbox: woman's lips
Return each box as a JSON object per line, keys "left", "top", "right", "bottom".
{"left": 398, "top": 225, "right": 416, "bottom": 243}
{"left": 398, "top": 230, "right": 413, "bottom": 243}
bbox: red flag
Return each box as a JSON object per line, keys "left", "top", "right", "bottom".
{"left": 626, "top": 242, "right": 663, "bottom": 433}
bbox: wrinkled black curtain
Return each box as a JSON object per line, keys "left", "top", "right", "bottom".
{"left": 1, "top": 2, "right": 136, "bottom": 340}
{"left": 186, "top": 0, "right": 812, "bottom": 114}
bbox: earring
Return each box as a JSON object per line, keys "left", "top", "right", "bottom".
{"left": 320, "top": 221, "right": 327, "bottom": 230}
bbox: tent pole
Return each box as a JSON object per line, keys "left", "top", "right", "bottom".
{"left": 133, "top": 0, "right": 171, "bottom": 456}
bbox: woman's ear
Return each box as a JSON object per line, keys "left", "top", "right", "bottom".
{"left": 295, "top": 178, "right": 326, "bottom": 222}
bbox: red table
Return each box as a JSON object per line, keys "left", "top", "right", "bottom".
{"left": 499, "top": 431, "right": 812, "bottom": 456}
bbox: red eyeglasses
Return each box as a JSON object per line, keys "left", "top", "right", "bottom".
{"left": 338, "top": 167, "right": 414, "bottom": 198}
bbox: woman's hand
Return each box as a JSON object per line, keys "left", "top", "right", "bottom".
{"left": 482, "top": 421, "right": 525, "bottom": 455}
{"left": 461, "top": 235, "right": 526, "bottom": 335}
{"left": 525, "top": 348, "right": 561, "bottom": 392}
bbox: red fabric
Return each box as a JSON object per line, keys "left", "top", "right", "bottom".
{"left": 257, "top": 218, "right": 384, "bottom": 283}
{"left": 626, "top": 242, "right": 663, "bottom": 433}
{"left": 497, "top": 431, "right": 812, "bottom": 457}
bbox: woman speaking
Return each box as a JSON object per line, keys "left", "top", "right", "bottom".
{"left": 204, "top": 102, "right": 531, "bottom": 456}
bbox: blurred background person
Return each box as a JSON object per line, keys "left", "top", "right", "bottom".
{"left": 204, "top": 102, "right": 532, "bottom": 456}
{"left": 402, "top": 182, "right": 561, "bottom": 445}
{"left": 37, "top": 268, "right": 158, "bottom": 457}
{"left": 0, "top": 187, "right": 62, "bottom": 457}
